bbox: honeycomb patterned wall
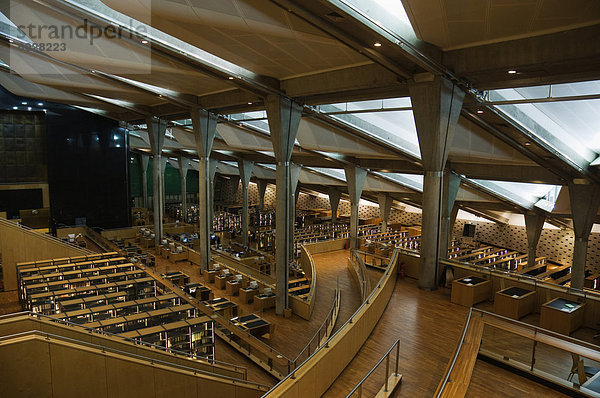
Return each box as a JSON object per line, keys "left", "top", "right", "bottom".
{"left": 223, "top": 183, "right": 600, "bottom": 272}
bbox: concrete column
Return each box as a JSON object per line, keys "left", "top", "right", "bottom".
{"left": 192, "top": 108, "right": 218, "bottom": 272}
{"left": 344, "top": 166, "right": 367, "bottom": 250}
{"left": 178, "top": 157, "right": 189, "bottom": 223}
{"left": 290, "top": 164, "right": 301, "bottom": 260}
{"left": 209, "top": 159, "right": 217, "bottom": 232}
{"left": 146, "top": 117, "right": 166, "bottom": 245}
{"left": 140, "top": 154, "right": 149, "bottom": 209}
{"left": 237, "top": 159, "right": 254, "bottom": 247}
{"left": 409, "top": 73, "right": 464, "bottom": 290}
{"left": 266, "top": 95, "right": 302, "bottom": 316}
{"left": 524, "top": 212, "right": 545, "bottom": 268}
{"left": 328, "top": 188, "right": 341, "bottom": 224}
{"left": 161, "top": 157, "right": 168, "bottom": 215}
{"left": 568, "top": 182, "right": 600, "bottom": 289}
{"left": 377, "top": 193, "right": 393, "bottom": 233}
{"left": 439, "top": 172, "right": 461, "bottom": 260}
{"left": 257, "top": 180, "right": 268, "bottom": 211}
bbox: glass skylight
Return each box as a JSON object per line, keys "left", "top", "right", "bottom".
{"left": 470, "top": 179, "right": 561, "bottom": 211}
{"left": 376, "top": 172, "right": 423, "bottom": 192}
{"left": 341, "top": 0, "right": 417, "bottom": 39}
{"left": 490, "top": 80, "right": 600, "bottom": 163}
{"left": 308, "top": 167, "right": 347, "bottom": 182}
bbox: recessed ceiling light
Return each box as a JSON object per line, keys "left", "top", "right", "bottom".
{"left": 21, "top": 102, "right": 27, "bottom": 105}
{"left": 12, "top": 106, "right": 17, "bottom": 110}
{"left": 247, "top": 102, "right": 252, "bottom": 105}
{"left": 141, "top": 40, "right": 149, "bottom": 44}
{"left": 476, "top": 110, "right": 484, "bottom": 114}
{"left": 508, "top": 70, "right": 517, "bottom": 74}
{"left": 524, "top": 142, "right": 531, "bottom": 146}
{"left": 37, "top": 102, "right": 43, "bottom": 106}
{"left": 91, "top": 70, "right": 96, "bottom": 73}
{"left": 373, "top": 42, "right": 382, "bottom": 47}
{"left": 228, "top": 76, "right": 234, "bottom": 80}
{"left": 27, "top": 107, "right": 32, "bottom": 111}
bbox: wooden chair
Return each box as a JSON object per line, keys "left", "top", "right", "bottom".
{"left": 568, "top": 353, "right": 600, "bottom": 383}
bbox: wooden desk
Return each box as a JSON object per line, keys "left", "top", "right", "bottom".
{"left": 226, "top": 280, "right": 241, "bottom": 296}
{"left": 585, "top": 273, "right": 600, "bottom": 289}
{"left": 215, "top": 274, "right": 233, "bottom": 290}
{"left": 167, "top": 250, "right": 188, "bottom": 262}
{"left": 184, "top": 283, "right": 212, "bottom": 301}
{"left": 451, "top": 276, "right": 491, "bottom": 307}
{"left": 240, "top": 287, "right": 258, "bottom": 303}
{"left": 231, "top": 313, "right": 274, "bottom": 338}
{"left": 254, "top": 294, "right": 276, "bottom": 311}
{"left": 203, "top": 269, "right": 217, "bottom": 284}
{"left": 493, "top": 286, "right": 536, "bottom": 319}
{"left": 202, "top": 297, "right": 238, "bottom": 318}
{"left": 540, "top": 297, "right": 585, "bottom": 335}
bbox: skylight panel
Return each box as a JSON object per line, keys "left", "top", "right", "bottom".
{"left": 308, "top": 167, "right": 347, "bottom": 182}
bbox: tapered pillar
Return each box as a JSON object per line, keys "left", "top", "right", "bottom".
{"left": 192, "top": 108, "right": 218, "bottom": 272}
{"left": 377, "top": 193, "right": 393, "bottom": 233}
{"left": 257, "top": 180, "right": 268, "bottom": 211}
{"left": 237, "top": 159, "right": 254, "bottom": 247}
{"left": 161, "top": 157, "right": 168, "bottom": 214}
{"left": 266, "top": 95, "right": 302, "bottom": 316}
{"left": 409, "top": 73, "right": 464, "bottom": 290}
{"left": 178, "top": 157, "right": 189, "bottom": 223}
{"left": 140, "top": 153, "right": 149, "bottom": 209}
{"left": 524, "top": 212, "right": 545, "bottom": 268}
{"left": 344, "top": 166, "right": 367, "bottom": 250}
{"left": 209, "top": 159, "right": 217, "bottom": 232}
{"left": 439, "top": 172, "right": 461, "bottom": 260}
{"left": 568, "top": 182, "right": 600, "bottom": 289}
{"left": 146, "top": 117, "right": 166, "bottom": 245}
{"left": 328, "top": 188, "right": 341, "bottom": 224}
{"left": 289, "top": 164, "right": 301, "bottom": 260}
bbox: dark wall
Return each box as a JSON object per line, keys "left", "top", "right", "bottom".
{"left": 0, "top": 111, "right": 46, "bottom": 183}
{"left": 46, "top": 108, "right": 130, "bottom": 229}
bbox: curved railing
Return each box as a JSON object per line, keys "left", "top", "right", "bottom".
{"left": 263, "top": 247, "right": 400, "bottom": 397}
{"left": 289, "top": 244, "right": 318, "bottom": 320}
{"left": 291, "top": 278, "right": 341, "bottom": 371}
{"left": 349, "top": 249, "right": 372, "bottom": 301}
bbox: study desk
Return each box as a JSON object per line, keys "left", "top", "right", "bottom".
{"left": 215, "top": 274, "right": 233, "bottom": 290}
{"left": 231, "top": 313, "right": 273, "bottom": 338}
{"left": 226, "top": 280, "right": 241, "bottom": 296}
{"left": 240, "top": 287, "right": 259, "bottom": 303}
{"left": 203, "top": 269, "right": 217, "bottom": 284}
{"left": 202, "top": 297, "right": 238, "bottom": 318}
{"left": 451, "top": 276, "right": 491, "bottom": 307}
{"left": 493, "top": 286, "right": 536, "bottom": 319}
{"left": 184, "top": 283, "right": 212, "bottom": 301}
{"left": 254, "top": 293, "right": 276, "bottom": 312}
{"left": 540, "top": 297, "right": 585, "bottom": 335}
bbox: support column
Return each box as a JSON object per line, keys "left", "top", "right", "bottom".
{"left": 266, "top": 95, "right": 302, "bottom": 316}
{"left": 178, "top": 157, "right": 189, "bottom": 223}
{"left": 257, "top": 180, "right": 268, "bottom": 211}
{"left": 237, "top": 159, "right": 254, "bottom": 247}
{"left": 192, "top": 108, "right": 218, "bottom": 272}
{"left": 439, "top": 172, "right": 461, "bottom": 261}
{"left": 344, "top": 166, "right": 367, "bottom": 250}
{"left": 140, "top": 154, "right": 149, "bottom": 209}
{"left": 209, "top": 159, "right": 217, "bottom": 232}
{"left": 161, "top": 158, "right": 168, "bottom": 215}
{"left": 377, "top": 193, "right": 393, "bottom": 233}
{"left": 524, "top": 212, "right": 545, "bottom": 268}
{"left": 409, "top": 73, "right": 464, "bottom": 290}
{"left": 146, "top": 117, "right": 166, "bottom": 246}
{"left": 328, "top": 188, "right": 341, "bottom": 224}
{"left": 568, "top": 182, "right": 600, "bottom": 289}
{"left": 290, "top": 164, "right": 301, "bottom": 261}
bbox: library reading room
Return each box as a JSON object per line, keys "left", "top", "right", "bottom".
{"left": 1, "top": 1, "right": 600, "bottom": 397}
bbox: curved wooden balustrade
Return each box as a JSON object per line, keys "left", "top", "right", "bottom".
{"left": 289, "top": 244, "right": 318, "bottom": 320}
{"left": 348, "top": 249, "right": 372, "bottom": 302}
{"left": 435, "top": 308, "right": 600, "bottom": 398}
{"left": 263, "top": 248, "right": 400, "bottom": 397}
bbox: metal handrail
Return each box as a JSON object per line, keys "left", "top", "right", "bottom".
{"left": 346, "top": 338, "right": 401, "bottom": 397}
{"left": 0, "top": 310, "right": 246, "bottom": 375}
{"left": 351, "top": 249, "right": 371, "bottom": 301}
{"left": 0, "top": 217, "right": 92, "bottom": 254}
{"left": 291, "top": 277, "right": 341, "bottom": 369}
{"left": 0, "top": 329, "right": 269, "bottom": 391}
{"left": 435, "top": 308, "right": 474, "bottom": 398}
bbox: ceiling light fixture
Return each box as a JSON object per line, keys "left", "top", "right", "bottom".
{"left": 228, "top": 76, "right": 234, "bottom": 80}
{"left": 247, "top": 102, "right": 252, "bottom": 105}
{"left": 141, "top": 40, "right": 149, "bottom": 44}
{"left": 21, "top": 102, "right": 27, "bottom": 105}
{"left": 508, "top": 70, "right": 517, "bottom": 74}
{"left": 12, "top": 106, "right": 17, "bottom": 110}
{"left": 373, "top": 42, "right": 382, "bottom": 47}
{"left": 476, "top": 110, "right": 484, "bottom": 114}
{"left": 524, "top": 142, "right": 531, "bottom": 146}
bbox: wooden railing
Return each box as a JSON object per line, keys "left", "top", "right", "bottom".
{"left": 290, "top": 244, "right": 318, "bottom": 320}
{"left": 348, "top": 249, "right": 372, "bottom": 301}
{"left": 435, "top": 308, "right": 600, "bottom": 398}
{"left": 263, "top": 248, "right": 400, "bottom": 397}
